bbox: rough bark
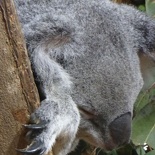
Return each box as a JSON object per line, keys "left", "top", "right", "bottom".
{"left": 0, "top": 0, "right": 40, "bottom": 154}
{"left": 0, "top": 1, "right": 95, "bottom": 155}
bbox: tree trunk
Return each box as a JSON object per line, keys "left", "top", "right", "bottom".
{"left": 0, "top": 1, "right": 93, "bottom": 155}
{"left": 0, "top": 0, "right": 40, "bottom": 154}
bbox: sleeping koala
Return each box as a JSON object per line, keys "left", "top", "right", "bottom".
{"left": 14, "top": 0, "right": 155, "bottom": 155}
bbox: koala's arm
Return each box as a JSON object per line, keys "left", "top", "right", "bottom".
{"left": 17, "top": 34, "right": 80, "bottom": 155}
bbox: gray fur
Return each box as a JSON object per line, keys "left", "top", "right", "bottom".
{"left": 14, "top": 0, "right": 155, "bottom": 155}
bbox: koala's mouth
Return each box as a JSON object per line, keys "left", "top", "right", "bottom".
{"left": 77, "top": 129, "right": 105, "bottom": 148}
{"left": 77, "top": 130, "right": 128, "bottom": 151}
{"left": 77, "top": 112, "right": 131, "bottom": 151}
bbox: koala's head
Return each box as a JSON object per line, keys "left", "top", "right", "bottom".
{"left": 67, "top": 1, "right": 146, "bottom": 150}
{"left": 74, "top": 48, "right": 144, "bottom": 150}
{"left": 70, "top": 5, "right": 144, "bottom": 148}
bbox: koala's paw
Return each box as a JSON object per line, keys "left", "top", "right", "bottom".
{"left": 16, "top": 121, "right": 50, "bottom": 155}
{"left": 17, "top": 100, "right": 80, "bottom": 155}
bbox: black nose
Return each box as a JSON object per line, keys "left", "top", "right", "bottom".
{"left": 109, "top": 112, "right": 131, "bottom": 147}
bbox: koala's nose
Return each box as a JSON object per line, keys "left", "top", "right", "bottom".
{"left": 109, "top": 112, "right": 131, "bottom": 147}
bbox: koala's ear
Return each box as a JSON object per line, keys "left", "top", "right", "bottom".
{"left": 138, "top": 52, "right": 155, "bottom": 89}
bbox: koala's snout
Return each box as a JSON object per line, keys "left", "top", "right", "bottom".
{"left": 108, "top": 112, "right": 131, "bottom": 149}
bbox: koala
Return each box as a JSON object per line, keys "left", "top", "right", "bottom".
{"left": 14, "top": 0, "right": 155, "bottom": 155}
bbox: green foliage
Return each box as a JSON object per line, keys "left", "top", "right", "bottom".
{"left": 131, "top": 82, "right": 155, "bottom": 155}
{"left": 146, "top": 0, "right": 155, "bottom": 17}
{"left": 138, "top": 5, "right": 146, "bottom": 12}
{"left": 106, "top": 150, "right": 118, "bottom": 155}
{"left": 132, "top": 83, "right": 155, "bottom": 150}
{"left": 136, "top": 146, "right": 145, "bottom": 155}
{"left": 145, "top": 150, "right": 155, "bottom": 155}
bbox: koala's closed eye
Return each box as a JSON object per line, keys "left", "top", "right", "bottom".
{"left": 78, "top": 106, "right": 96, "bottom": 119}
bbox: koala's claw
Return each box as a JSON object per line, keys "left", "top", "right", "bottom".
{"left": 38, "top": 148, "right": 46, "bottom": 155}
{"left": 16, "top": 141, "right": 45, "bottom": 155}
{"left": 23, "top": 121, "right": 48, "bottom": 130}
